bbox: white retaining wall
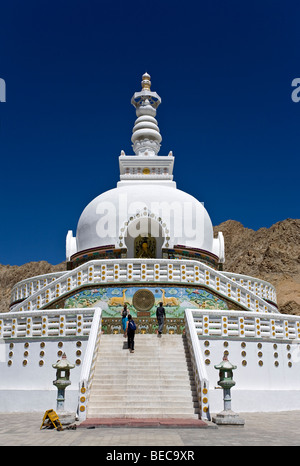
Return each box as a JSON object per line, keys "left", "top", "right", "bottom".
{"left": 203, "top": 337, "right": 300, "bottom": 413}
{"left": 187, "top": 309, "right": 300, "bottom": 414}
{"left": 0, "top": 338, "right": 88, "bottom": 412}
{"left": 0, "top": 308, "right": 97, "bottom": 413}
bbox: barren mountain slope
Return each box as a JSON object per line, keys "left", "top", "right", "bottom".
{"left": 0, "top": 261, "right": 66, "bottom": 313}
{"left": 214, "top": 218, "right": 300, "bottom": 315}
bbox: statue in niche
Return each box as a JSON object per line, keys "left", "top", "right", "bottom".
{"left": 134, "top": 235, "right": 156, "bottom": 258}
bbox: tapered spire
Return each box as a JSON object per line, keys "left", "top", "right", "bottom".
{"left": 131, "top": 73, "right": 162, "bottom": 156}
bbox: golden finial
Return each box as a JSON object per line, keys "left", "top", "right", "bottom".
{"left": 141, "top": 72, "right": 151, "bottom": 90}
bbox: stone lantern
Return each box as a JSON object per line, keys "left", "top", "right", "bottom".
{"left": 52, "top": 353, "right": 75, "bottom": 412}
{"left": 212, "top": 354, "right": 245, "bottom": 425}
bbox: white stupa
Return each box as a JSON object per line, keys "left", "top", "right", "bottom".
{"left": 2, "top": 73, "right": 300, "bottom": 421}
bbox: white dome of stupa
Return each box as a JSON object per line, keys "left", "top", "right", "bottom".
{"left": 75, "top": 183, "right": 215, "bottom": 254}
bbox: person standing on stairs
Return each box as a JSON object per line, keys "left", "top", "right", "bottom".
{"left": 121, "top": 304, "right": 128, "bottom": 338}
{"left": 125, "top": 314, "right": 136, "bottom": 353}
{"left": 156, "top": 302, "right": 166, "bottom": 337}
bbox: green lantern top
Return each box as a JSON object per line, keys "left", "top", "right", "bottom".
{"left": 52, "top": 353, "right": 75, "bottom": 371}
{"left": 214, "top": 354, "right": 237, "bottom": 390}
{"left": 53, "top": 353, "right": 75, "bottom": 390}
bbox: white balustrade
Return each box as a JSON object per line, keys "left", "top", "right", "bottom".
{"left": 9, "top": 259, "right": 279, "bottom": 315}
{"left": 222, "top": 272, "right": 277, "bottom": 305}
{"left": 10, "top": 272, "right": 66, "bottom": 306}
{"left": 190, "top": 309, "right": 300, "bottom": 342}
{"left": 0, "top": 308, "right": 95, "bottom": 339}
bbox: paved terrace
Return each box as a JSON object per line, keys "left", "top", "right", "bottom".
{"left": 0, "top": 411, "right": 299, "bottom": 446}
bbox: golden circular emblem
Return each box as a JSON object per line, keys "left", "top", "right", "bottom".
{"left": 132, "top": 289, "right": 155, "bottom": 311}
{"left": 142, "top": 167, "right": 150, "bottom": 175}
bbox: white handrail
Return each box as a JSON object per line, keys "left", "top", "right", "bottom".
{"left": 185, "top": 309, "right": 210, "bottom": 421}
{"left": 78, "top": 307, "right": 102, "bottom": 420}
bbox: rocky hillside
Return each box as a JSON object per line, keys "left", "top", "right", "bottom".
{"left": 0, "top": 261, "right": 66, "bottom": 313}
{"left": 0, "top": 218, "right": 299, "bottom": 315}
{"left": 214, "top": 218, "right": 300, "bottom": 315}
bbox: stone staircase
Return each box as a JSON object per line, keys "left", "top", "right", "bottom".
{"left": 87, "top": 334, "right": 200, "bottom": 419}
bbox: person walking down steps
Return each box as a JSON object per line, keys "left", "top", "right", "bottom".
{"left": 125, "top": 314, "right": 136, "bottom": 353}
{"left": 156, "top": 302, "right": 166, "bottom": 338}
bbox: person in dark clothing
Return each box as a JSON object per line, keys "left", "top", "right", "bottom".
{"left": 156, "top": 302, "right": 166, "bottom": 337}
{"left": 125, "top": 314, "right": 136, "bottom": 353}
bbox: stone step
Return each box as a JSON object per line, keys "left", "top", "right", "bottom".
{"left": 99, "top": 338, "right": 187, "bottom": 345}
{"left": 97, "top": 356, "right": 190, "bottom": 362}
{"left": 97, "top": 347, "right": 189, "bottom": 352}
{"left": 99, "top": 340, "right": 187, "bottom": 345}
{"left": 87, "top": 411, "right": 200, "bottom": 420}
{"left": 94, "top": 363, "right": 191, "bottom": 368}
{"left": 96, "top": 358, "right": 190, "bottom": 365}
{"left": 96, "top": 351, "right": 190, "bottom": 357}
{"left": 95, "top": 368, "right": 191, "bottom": 374}
{"left": 93, "top": 367, "right": 192, "bottom": 375}
{"left": 89, "top": 398, "right": 198, "bottom": 406}
{"left": 88, "top": 398, "right": 198, "bottom": 406}
{"left": 89, "top": 385, "right": 197, "bottom": 393}
{"left": 98, "top": 351, "right": 190, "bottom": 356}
{"left": 90, "top": 382, "right": 196, "bottom": 390}
{"left": 93, "top": 373, "right": 193, "bottom": 380}
{"left": 100, "top": 335, "right": 185, "bottom": 340}
{"left": 98, "top": 348, "right": 189, "bottom": 351}
{"left": 99, "top": 336, "right": 185, "bottom": 341}
{"left": 88, "top": 393, "right": 198, "bottom": 401}
{"left": 87, "top": 407, "right": 200, "bottom": 416}
{"left": 97, "top": 350, "right": 190, "bottom": 354}
{"left": 91, "top": 372, "right": 193, "bottom": 380}
{"left": 93, "top": 365, "right": 193, "bottom": 372}
{"left": 94, "top": 372, "right": 190, "bottom": 383}
{"left": 99, "top": 344, "right": 188, "bottom": 347}
{"left": 88, "top": 403, "right": 199, "bottom": 417}
{"left": 96, "top": 357, "right": 190, "bottom": 363}
{"left": 89, "top": 389, "right": 196, "bottom": 396}
{"left": 86, "top": 412, "right": 200, "bottom": 419}
{"left": 94, "top": 363, "right": 192, "bottom": 369}
{"left": 94, "top": 357, "right": 192, "bottom": 365}
{"left": 92, "top": 376, "right": 194, "bottom": 384}
{"left": 99, "top": 337, "right": 186, "bottom": 340}
{"left": 96, "top": 350, "right": 190, "bottom": 356}
{"left": 90, "top": 389, "right": 197, "bottom": 396}
{"left": 95, "top": 357, "right": 191, "bottom": 362}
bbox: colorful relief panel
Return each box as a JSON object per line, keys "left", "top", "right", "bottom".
{"left": 64, "top": 286, "right": 229, "bottom": 318}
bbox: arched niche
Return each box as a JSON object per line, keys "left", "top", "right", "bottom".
{"left": 120, "top": 213, "right": 168, "bottom": 259}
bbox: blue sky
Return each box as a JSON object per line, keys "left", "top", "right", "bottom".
{"left": 0, "top": 0, "right": 299, "bottom": 265}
